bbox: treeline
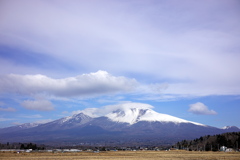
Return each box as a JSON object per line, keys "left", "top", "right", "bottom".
{"left": 175, "top": 132, "right": 240, "bottom": 151}
{"left": 0, "top": 142, "right": 45, "bottom": 150}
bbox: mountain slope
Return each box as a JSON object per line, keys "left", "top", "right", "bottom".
{"left": 105, "top": 106, "right": 205, "bottom": 126}
{"left": 0, "top": 103, "right": 239, "bottom": 146}
{"left": 0, "top": 122, "right": 41, "bottom": 134}
{"left": 35, "top": 113, "right": 93, "bottom": 131}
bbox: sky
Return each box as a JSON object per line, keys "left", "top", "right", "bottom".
{"left": 0, "top": 0, "right": 240, "bottom": 128}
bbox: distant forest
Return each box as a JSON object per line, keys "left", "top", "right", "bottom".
{"left": 175, "top": 132, "right": 240, "bottom": 151}
{"left": 0, "top": 142, "right": 45, "bottom": 150}
{"left": 1, "top": 132, "right": 240, "bottom": 151}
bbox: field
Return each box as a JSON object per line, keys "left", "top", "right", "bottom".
{"left": 0, "top": 150, "right": 240, "bottom": 160}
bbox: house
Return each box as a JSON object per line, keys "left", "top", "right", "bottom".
{"left": 220, "top": 146, "right": 227, "bottom": 151}
{"left": 225, "top": 148, "right": 234, "bottom": 152}
{"left": 25, "top": 149, "right": 32, "bottom": 153}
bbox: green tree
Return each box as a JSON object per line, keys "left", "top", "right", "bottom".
{"left": 217, "top": 135, "right": 227, "bottom": 146}
{"left": 20, "top": 144, "right": 25, "bottom": 149}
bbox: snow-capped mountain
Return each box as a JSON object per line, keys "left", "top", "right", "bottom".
{"left": 0, "top": 122, "right": 47, "bottom": 134}
{"left": 104, "top": 103, "right": 205, "bottom": 126}
{"left": 0, "top": 103, "right": 239, "bottom": 146}
{"left": 222, "top": 126, "right": 240, "bottom": 132}
{"left": 34, "top": 113, "right": 93, "bottom": 131}
{"left": 71, "top": 103, "right": 205, "bottom": 126}
{"left": 222, "top": 126, "right": 238, "bottom": 129}
{"left": 60, "top": 113, "right": 92, "bottom": 124}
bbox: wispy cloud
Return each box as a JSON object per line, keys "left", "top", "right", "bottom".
{"left": 0, "top": 107, "right": 16, "bottom": 112}
{"left": 62, "top": 111, "right": 69, "bottom": 114}
{"left": 0, "top": 1, "right": 239, "bottom": 99}
{"left": 72, "top": 102, "right": 153, "bottom": 117}
{"left": 11, "top": 122, "right": 22, "bottom": 126}
{"left": 21, "top": 100, "right": 54, "bottom": 111}
{"left": 33, "top": 119, "right": 53, "bottom": 124}
{"left": 20, "top": 114, "right": 42, "bottom": 118}
{"left": 0, "top": 118, "right": 14, "bottom": 122}
{"left": 188, "top": 102, "right": 217, "bottom": 115}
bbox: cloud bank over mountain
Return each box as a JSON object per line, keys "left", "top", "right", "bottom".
{"left": 73, "top": 102, "right": 154, "bottom": 118}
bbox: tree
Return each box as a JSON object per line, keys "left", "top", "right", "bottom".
{"left": 20, "top": 144, "right": 25, "bottom": 149}
{"left": 205, "top": 142, "right": 211, "bottom": 151}
{"left": 217, "top": 135, "right": 227, "bottom": 146}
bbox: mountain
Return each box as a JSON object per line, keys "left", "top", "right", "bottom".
{"left": 222, "top": 126, "right": 240, "bottom": 132}
{"left": 0, "top": 103, "right": 239, "bottom": 146}
{"left": 105, "top": 104, "right": 205, "bottom": 126}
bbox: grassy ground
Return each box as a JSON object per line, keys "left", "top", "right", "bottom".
{"left": 0, "top": 150, "right": 240, "bottom": 160}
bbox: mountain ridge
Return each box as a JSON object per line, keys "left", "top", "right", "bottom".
{"left": 0, "top": 103, "right": 239, "bottom": 146}
{"left": 69, "top": 103, "right": 206, "bottom": 126}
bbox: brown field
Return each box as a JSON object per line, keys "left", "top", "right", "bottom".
{"left": 0, "top": 150, "right": 240, "bottom": 160}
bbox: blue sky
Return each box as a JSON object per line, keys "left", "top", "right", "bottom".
{"left": 0, "top": 0, "right": 240, "bottom": 128}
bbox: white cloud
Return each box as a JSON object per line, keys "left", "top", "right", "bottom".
{"left": 72, "top": 102, "right": 154, "bottom": 117}
{"left": 62, "top": 111, "right": 69, "bottom": 114}
{"left": 0, "top": 71, "right": 137, "bottom": 98}
{"left": 0, "top": 118, "right": 14, "bottom": 122}
{"left": 0, "top": 107, "right": 16, "bottom": 112}
{"left": 72, "top": 108, "right": 99, "bottom": 118}
{"left": 33, "top": 119, "right": 53, "bottom": 124}
{"left": 20, "top": 114, "right": 42, "bottom": 118}
{"left": 188, "top": 102, "right": 217, "bottom": 115}
{"left": 0, "top": 1, "right": 240, "bottom": 100}
{"left": 21, "top": 100, "right": 54, "bottom": 111}
{"left": 11, "top": 122, "right": 23, "bottom": 126}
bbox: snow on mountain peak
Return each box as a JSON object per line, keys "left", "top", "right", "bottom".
{"left": 222, "top": 126, "right": 239, "bottom": 130}
{"left": 60, "top": 112, "right": 92, "bottom": 124}
{"left": 222, "top": 126, "right": 231, "bottom": 129}
{"left": 104, "top": 102, "right": 154, "bottom": 123}
{"left": 18, "top": 122, "right": 40, "bottom": 129}
{"left": 106, "top": 107, "right": 149, "bottom": 124}
{"left": 78, "top": 108, "right": 100, "bottom": 118}
{"left": 73, "top": 102, "right": 153, "bottom": 118}
{"left": 104, "top": 103, "right": 205, "bottom": 126}
{"left": 72, "top": 102, "right": 205, "bottom": 126}
{"left": 17, "top": 119, "right": 53, "bottom": 129}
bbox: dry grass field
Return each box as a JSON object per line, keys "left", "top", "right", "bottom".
{"left": 0, "top": 150, "right": 240, "bottom": 160}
